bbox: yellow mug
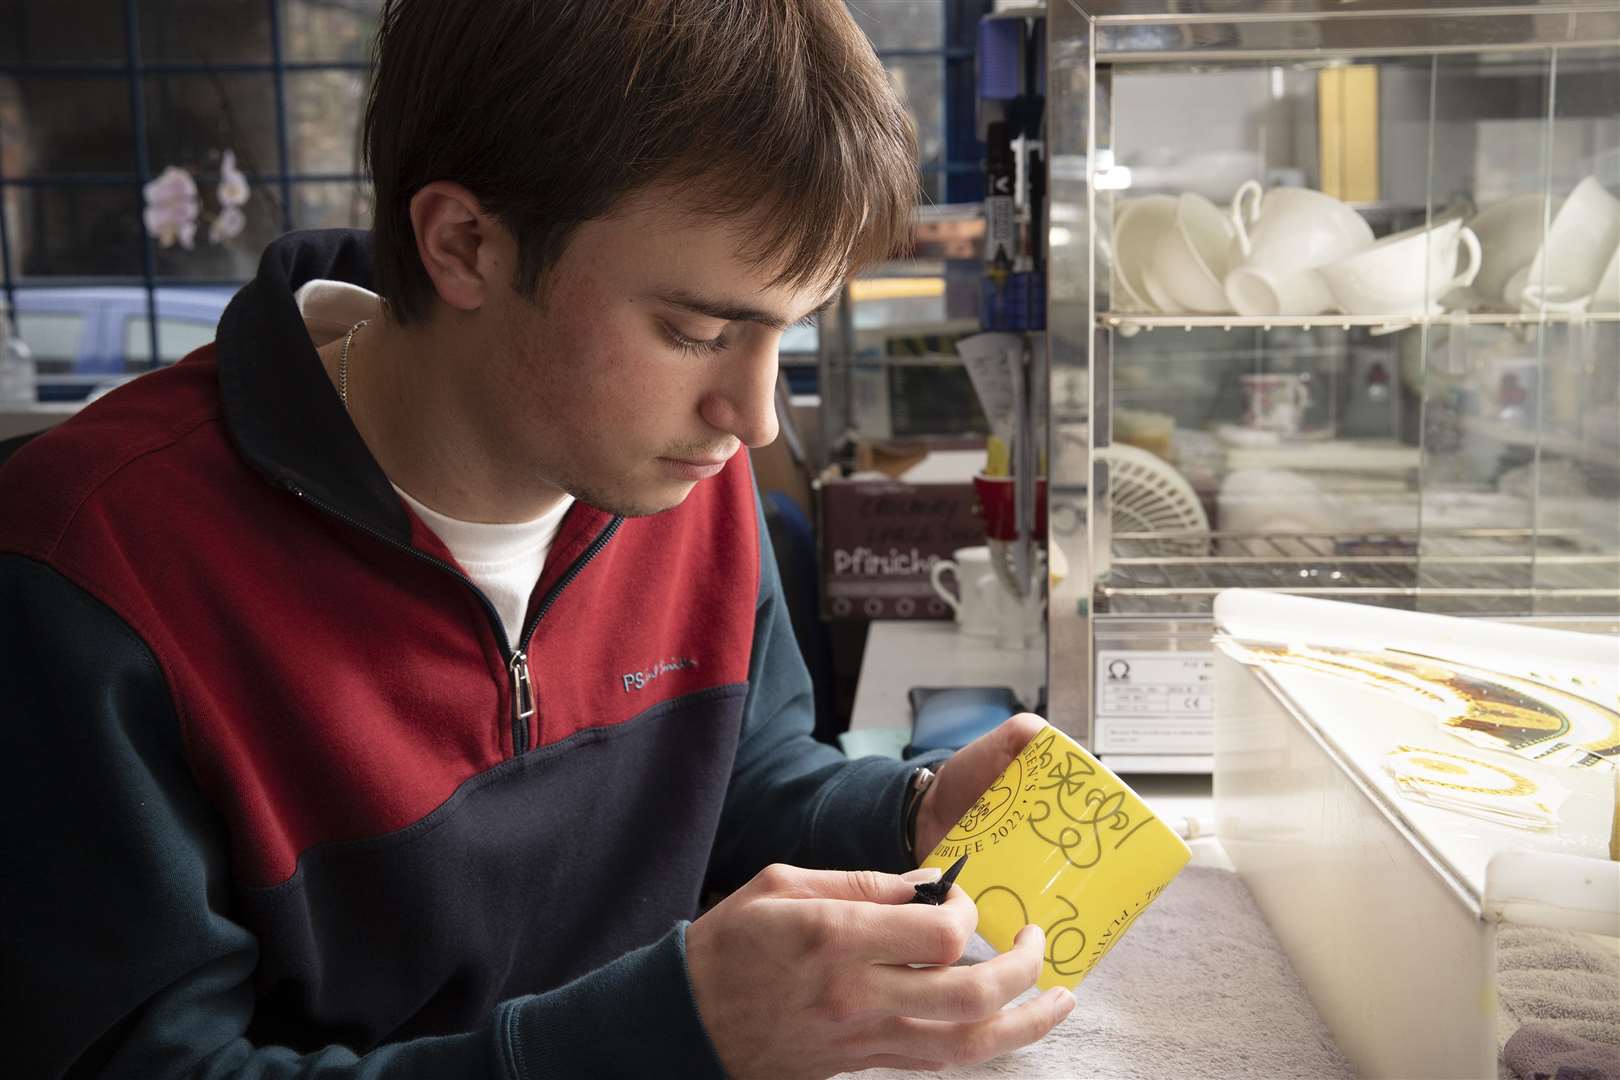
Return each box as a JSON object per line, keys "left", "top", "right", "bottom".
{"left": 921, "top": 724, "right": 1192, "bottom": 990}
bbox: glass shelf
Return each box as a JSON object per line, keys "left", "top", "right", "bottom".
{"left": 1099, "top": 530, "right": 1620, "bottom": 617}
{"left": 1101, "top": 311, "right": 1620, "bottom": 332}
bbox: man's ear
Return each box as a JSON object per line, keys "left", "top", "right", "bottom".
{"left": 408, "top": 181, "right": 512, "bottom": 312}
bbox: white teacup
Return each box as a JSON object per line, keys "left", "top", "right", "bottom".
{"left": 1468, "top": 193, "right": 1560, "bottom": 307}
{"left": 1145, "top": 192, "right": 1234, "bottom": 314}
{"left": 1318, "top": 218, "right": 1482, "bottom": 316}
{"left": 1224, "top": 180, "right": 1374, "bottom": 317}
{"left": 1510, "top": 177, "right": 1620, "bottom": 310}
{"left": 929, "top": 547, "right": 997, "bottom": 638}
{"left": 1112, "top": 196, "right": 1181, "bottom": 312}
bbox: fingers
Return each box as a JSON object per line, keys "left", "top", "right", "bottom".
{"left": 876, "top": 982, "right": 1078, "bottom": 1068}
{"left": 862, "top": 924, "right": 1046, "bottom": 1021}
{"left": 860, "top": 885, "right": 979, "bottom": 966}
{"left": 749, "top": 863, "right": 981, "bottom": 966}
{"left": 753, "top": 863, "right": 930, "bottom": 905}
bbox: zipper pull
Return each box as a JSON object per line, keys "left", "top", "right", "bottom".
{"left": 509, "top": 650, "right": 535, "bottom": 753}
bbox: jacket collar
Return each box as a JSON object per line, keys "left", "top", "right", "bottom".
{"left": 215, "top": 229, "right": 412, "bottom": 543}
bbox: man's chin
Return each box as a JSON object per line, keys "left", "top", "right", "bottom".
{"left": 570, "top": 479, "right": 696, "bottom": 519}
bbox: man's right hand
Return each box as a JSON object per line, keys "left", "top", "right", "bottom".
{"left": 683, "top": 863, "right": 1075, "bottom": 1079}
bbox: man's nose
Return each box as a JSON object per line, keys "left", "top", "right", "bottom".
{"left": 700, "top": 342, "right": 780, "bottom": 449}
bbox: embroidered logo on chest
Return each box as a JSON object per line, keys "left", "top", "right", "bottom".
{"left": 621, "top": 656, "right": 699, "bottom": 692}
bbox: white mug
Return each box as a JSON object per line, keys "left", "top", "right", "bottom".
{"left": 1318, "top": 218, "right": 1482, "bottom": 316}
{"left": 1225, "top": 180, "right": 1374, "bottom": 316}
{"left": 929, "top": 547, "right": 997, "bottom": 638}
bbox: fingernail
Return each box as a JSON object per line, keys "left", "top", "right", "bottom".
{"left": 1050, "top": 987, "right": 1076, "bottom": 1013}
{"left": 1015, "top": 923, "right": 1045, "bottom": 949}
{"left": 901, "top": 867, "right": 943, "bottom": 884}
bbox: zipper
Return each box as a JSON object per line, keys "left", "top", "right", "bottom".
{"left": 284, "top": 483, "right": 621, "bottom": 756}
{"left": 507, "top": 516, "right": 621, "bottom": 753}
{"left": 508, "top": 650, "right": 535, "bottom": 750}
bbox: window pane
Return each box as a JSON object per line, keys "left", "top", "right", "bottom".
{"left": 286, "top": 71, "right": 368, "bottom": 176}
{"left": 12, "top": 79, "right": 135, "bottom": 176}
{"left": 847, "top": 1, "right": 943, "bottom": 50}
{"left": 142, "top": 76, "right": 280, "bottom": 187}
{"left": 283, "top": 0, "right": 382, "bottom": 63}
{"left": 292, "top": 181, "right": 372, "bottom": 232}
{"left": 137, "top": 0, "right": 272, "bottom": 63}
{"left": 884, "top": 57, "right": 946, "bottom": 172}
{"left": 125, "top": 315, "right": 219, "bottom": 364}
{"left": 0, "top": 0, "right": 127, "bottom": 63}
{"left": 13, "top": 310, "right": 86, "bottom": 374}
{"left": 918, "top": 169, "right": 943, "bottom": 206}
{"left": 9, "top": 187, "right": 146, "bottom": 279}
{"left": 149, "top": 180, "right": 281, "bottom": 281}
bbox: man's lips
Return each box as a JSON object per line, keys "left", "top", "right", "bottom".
{"left": 658, "top": 450, "right": 736, "bottom": 480}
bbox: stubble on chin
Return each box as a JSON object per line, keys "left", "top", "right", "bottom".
{"left": 543, "top": 464, "right": 690, "bottom": 519}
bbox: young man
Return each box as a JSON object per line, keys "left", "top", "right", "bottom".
{"left": 0, "top": 2, "right": 1074, "bottom": 1076}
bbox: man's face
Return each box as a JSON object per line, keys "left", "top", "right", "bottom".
{"left": 469, "top": 190, "right": 833, "bottom": 518}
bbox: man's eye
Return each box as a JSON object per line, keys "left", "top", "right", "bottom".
{"left": 663, "top": 324, "right": 728, "bottom": 356}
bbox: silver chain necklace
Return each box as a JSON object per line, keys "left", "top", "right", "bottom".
{"left": 338, "top": 318, "right": 369, "bottom": 410}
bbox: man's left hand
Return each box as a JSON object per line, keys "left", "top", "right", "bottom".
{"left": 911, "top": 712, "right": 1048, "bottom": 862}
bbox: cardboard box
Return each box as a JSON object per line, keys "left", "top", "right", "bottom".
{"left": 818, "top": 475, "right": 984, "bottom": 620}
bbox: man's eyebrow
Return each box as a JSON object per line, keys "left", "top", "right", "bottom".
{"left": 653, "top": 288, "right": 839, "bottom": 332}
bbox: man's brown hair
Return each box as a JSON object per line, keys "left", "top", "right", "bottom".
{"left": 363, "top": 0, "right": 919, "bottom": 324}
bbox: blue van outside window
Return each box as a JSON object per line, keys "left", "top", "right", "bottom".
{"left": 12, "top": 287, "right": 236, "bottom": 402}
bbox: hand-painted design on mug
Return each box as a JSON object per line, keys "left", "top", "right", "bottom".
{"left": 1030, "top": 767, "right": 1134, "bottom": 867}
{"left": 974, "top": 884, "right": 1030, "bottom": 929}
{"left": 1043, "top": 895, "right": 1090, "bottom": 976}
{"left": 921, "top": 724, "right": 1192, "bottom": 991}
{"left": 973, "top": 886, "right": 1093, "bottom": 978}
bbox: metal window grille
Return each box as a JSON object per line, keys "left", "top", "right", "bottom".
{"left": 0, "top": 0, "right": 989, "bottom": 376}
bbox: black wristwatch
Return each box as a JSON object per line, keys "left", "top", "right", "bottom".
{"left": 901, "top": 766, "right": 936, "bottom": 864}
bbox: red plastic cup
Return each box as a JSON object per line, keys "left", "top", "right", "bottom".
{"left": 973, "top": 472, "right": 1048, "bottom": 542}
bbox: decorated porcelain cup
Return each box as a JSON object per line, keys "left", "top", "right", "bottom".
{"left": 920, "top": 724, "right": 1192, "bottom": 991}
{"left": 1239, "top": 372, "right": 1311, "bottom": 436}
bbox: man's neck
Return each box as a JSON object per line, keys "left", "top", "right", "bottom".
{"left": 316, "top": 315, "right": 569, "bottom": 525}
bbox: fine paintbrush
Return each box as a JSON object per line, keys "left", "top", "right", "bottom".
{"left": 909, "top": 853, "right": 969, "bottom": 905}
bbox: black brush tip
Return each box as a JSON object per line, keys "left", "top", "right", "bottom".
{"left": 909, "top": 853, "right": 970, "bottom": 906}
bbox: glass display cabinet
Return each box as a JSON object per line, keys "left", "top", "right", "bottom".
{"left": 1044, "top": 1, "right": 1620, "bottom": 770}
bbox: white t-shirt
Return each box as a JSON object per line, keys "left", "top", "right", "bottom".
{"left": 295, "top": 279, "right": 574, "bottom": 648}
{"left": 393, "top": 484, "right": 571, "bottom": 648}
